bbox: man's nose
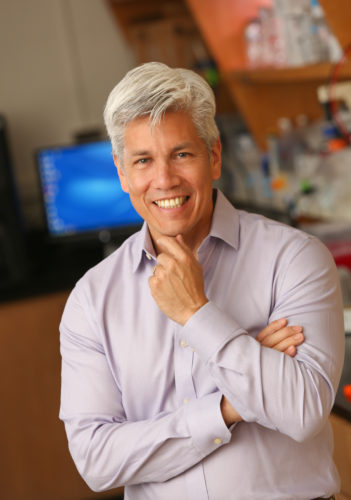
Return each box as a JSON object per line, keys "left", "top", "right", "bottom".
{"left": 152, "top": 161, "right": 180, "bottom": 189}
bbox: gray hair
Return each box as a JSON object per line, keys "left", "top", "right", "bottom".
{"left": 103, "top": 62, "right": 219, "bottom": 160}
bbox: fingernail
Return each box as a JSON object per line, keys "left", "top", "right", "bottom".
{"left": 294, "top": 333, "right": 303, "bottom": 340}
{"left": 293, "top": 326, "right": 302, "bottom": 332}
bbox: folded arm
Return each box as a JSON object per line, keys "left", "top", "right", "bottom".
{"left": 179, "top": 237, "right": 345, "bottom": 439}
{"left": 59, "top": 288, "right": 300, "bottom": 491}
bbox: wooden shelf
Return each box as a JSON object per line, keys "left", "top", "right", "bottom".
{"left": 185, "top": 0, "right": 351, "bottom": 148}
{"left": 227, "top": 61, "right": 351, "bottom": 85}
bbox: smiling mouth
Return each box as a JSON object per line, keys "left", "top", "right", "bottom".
{"left": 154, "top": 196, "right": 189, "bottom": 209}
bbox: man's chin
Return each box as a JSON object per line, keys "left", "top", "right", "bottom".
{"left": 157, "top": 231, "right": 184, "bottom": 240}
{"left": 148, "top": 225, "right": 187, "bottom": 243}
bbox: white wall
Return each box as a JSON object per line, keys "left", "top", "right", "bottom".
{"left": 0, "top": 0, "right": 136, "bottom": 227}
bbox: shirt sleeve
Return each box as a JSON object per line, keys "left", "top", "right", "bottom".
{"left": 59, "top": 287, "right": 232, "bottom": 492}
{"left": 182, "top": 236, "right": 345, "bottom": 443}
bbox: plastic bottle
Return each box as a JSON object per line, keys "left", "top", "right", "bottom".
{"left": 259, "top": 7, "right": 286, "bottom": 67}
{"left": 309, "top": 0, "right": 330, "bottom": 62}
{"left": 244, "top": 18, "right": 263, "bottom": 68}
{"left": 273, "top": 0, "right": 311, "bottom": 66}
{"left": 234, "top": 134, "right": 265, "bottom": 204}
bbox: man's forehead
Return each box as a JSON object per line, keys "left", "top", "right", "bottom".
{"left": 123, "top": 112, "right": 202, "bottom": 155}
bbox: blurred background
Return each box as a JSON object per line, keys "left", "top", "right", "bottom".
{"left": 1, "top": 1, "right": 351, "bottom": 499}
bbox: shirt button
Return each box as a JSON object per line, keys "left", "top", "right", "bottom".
{"left": 180, "top": 339, "right": 188, "bottom": 348}
{"left": 213, "top": 438, "right": 222, "bottom": 445}
{"left": 146, "top": 253, "right": 152, "bottom": 260}
{"left": 183, "top": 398, "right": 190, "bottom": 404}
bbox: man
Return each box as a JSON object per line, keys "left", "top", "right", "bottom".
{"left": 59, "top": 62, "right": 344, "bottom": 499}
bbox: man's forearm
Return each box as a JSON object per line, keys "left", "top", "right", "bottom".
{"left": 60, "top": 345, "right": 232, "bottom": 492}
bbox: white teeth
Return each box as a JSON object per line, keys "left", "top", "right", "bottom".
{"left": 155, "top": 196, "right": 187, "bottom": 209}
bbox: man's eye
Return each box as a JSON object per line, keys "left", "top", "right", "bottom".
{"left": 177, "top": 152, "right": 189, "bottom": 158}
{"left": 136, "top": 158, "right": 148, "bottom": 165}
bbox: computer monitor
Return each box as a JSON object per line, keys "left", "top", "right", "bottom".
{"left": 36, "top": 140, "right": 143, "bottom": 243}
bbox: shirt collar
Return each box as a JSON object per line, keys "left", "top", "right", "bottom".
{"left": 131, "top": 222, "right": 157, "bottom": 273}
{"left": 206, "top": 189, "right": 239, "bottom": 250}
{"left": 131, "top": 189, "right": 240, "bottom": 273}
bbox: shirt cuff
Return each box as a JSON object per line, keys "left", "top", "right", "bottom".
{"left": 184, "top": 391, "right": 232, "bottom": 455}
{"left": 182, "top": 301, "right": 245, "bottom": 363}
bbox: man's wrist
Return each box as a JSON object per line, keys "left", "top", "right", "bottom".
{"left": 220, "top": 395, "right": 243, "bottom": 427}
{"left": 181, "top": 298, "right": 209, "bottom": 326}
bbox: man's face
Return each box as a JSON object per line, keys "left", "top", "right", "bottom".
{"left": 114, "top": 111, "right": 221, "bottom": 251}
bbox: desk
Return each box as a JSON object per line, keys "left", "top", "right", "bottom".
{"left": 0, "top": 290, "right": 123, "bottom": 500}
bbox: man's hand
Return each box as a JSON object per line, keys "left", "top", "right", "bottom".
{"left": 221, "top": 319, "right": 304, "bottom": 426}
{"left": 149, "top": 234, "right": 208, "bottom": 325}
{"left": 256, "top": 317, "right": 304, "bottom": 357}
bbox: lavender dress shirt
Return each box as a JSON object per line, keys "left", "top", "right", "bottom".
{"left": 59, "top": 190, "right": 345, "bottom": 500}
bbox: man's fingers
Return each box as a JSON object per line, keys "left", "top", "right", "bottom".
{"left": 156, "top": 248, "right": 189, "bottom": 281}
{"left": 273, "top": 332, "right": 305, "bottom": 353}
{"left": 285, "top": 345, "right": 297, "bottom": 357}
{"left": 157, "top": 234, "right": 199, "bottom": 263}
{"left": 257, "top": 318, "right": 305, "bottom": 358}
{"left": 256, "top": 318, "right": 287, "bottom": 342}
{"left": 175, "top": 234, "right": 198, "bottom": 255}
{"left": 260, "top": 325, "right": 303, "bottom": 348}
{"left": 156, "top": 252, "right": 174, "bottom": 270}
{"left": 157, "top": 235, "right": 191, "bottom": 260}
{"left": 175, "top": 233, "right": 186, "bottom": 247}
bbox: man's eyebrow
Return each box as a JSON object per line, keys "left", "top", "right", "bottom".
{"left": 129, "top": 142, "right": 194, "bottom": 157}
{"left": 130, "top": 149, "right": 150, "bottom": 157}
{"left": 171, "top": 142, "right": 193, "bottom": 152}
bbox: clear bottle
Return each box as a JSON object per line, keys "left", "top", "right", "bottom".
{"left": 259, "top": 7, "right": 286, "bottom": 67}
{"left": 234, "top": 134, "right": 265, "bottom": 204}
{"left": 244, "top": 18, "right": 263, "bottom": 68}
{"left": 273, "top": 0, "right": 311, "bottom": 66}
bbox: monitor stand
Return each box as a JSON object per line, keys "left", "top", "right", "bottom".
{"left": 98, "top": 229, "right": 119, "bottom": 258}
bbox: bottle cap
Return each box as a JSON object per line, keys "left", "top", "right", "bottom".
{"left": 344, "top": 384, "right": 351, "bottom": 402}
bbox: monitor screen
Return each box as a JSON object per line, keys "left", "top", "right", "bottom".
{"left": 36, "top": 140, "right": 143, "bottom": 239}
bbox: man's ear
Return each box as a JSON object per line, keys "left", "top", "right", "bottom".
{"left": 113, "top": 153, "right": 129, "bottom": 193}
{"left": 211, "top": 137, "right": 222, "bottom": 181}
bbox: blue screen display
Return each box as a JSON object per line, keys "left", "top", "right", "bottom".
{"left": 37, "top": 140, "right": 143, "bottom": 236}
